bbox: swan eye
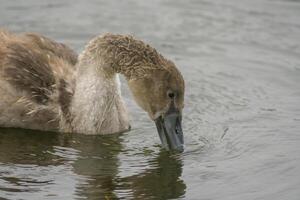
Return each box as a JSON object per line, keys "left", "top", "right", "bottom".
{"left": 168, "top": 91, "right": 175, "bottom": 99}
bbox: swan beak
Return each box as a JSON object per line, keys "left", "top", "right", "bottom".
{"left": 155, "top": 112, "right": 184, "bottom": 152}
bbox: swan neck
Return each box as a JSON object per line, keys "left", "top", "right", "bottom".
{"left": 67, "top": 59, "right": 129, "bottom": 135}
{"left": 78, "top": 34, "right": 165, "bottom": 80}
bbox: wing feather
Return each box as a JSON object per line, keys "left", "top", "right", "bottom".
{"left": 0, "top": 29, "right": 77, "bottom": 131}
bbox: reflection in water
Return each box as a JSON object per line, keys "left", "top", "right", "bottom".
{"left": 70, "top": 133, "right": 123, "bottom": 199}
{"left": 0, "top": 128, "right": 63, "bottom": 166}
{"left": 119, "top": 151, "right": 186, "bottom": 199}
{"left": 0, "top": 128, "right": 185, "bottom": 199}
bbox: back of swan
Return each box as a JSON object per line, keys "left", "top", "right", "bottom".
{"left": 0, "top": 30, "right": 77, "bottom": 131}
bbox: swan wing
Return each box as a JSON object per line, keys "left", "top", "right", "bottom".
{"left": 0, "top": 30, "right": 77, "bottom": 131}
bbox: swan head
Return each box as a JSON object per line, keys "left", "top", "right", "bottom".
{"left": 90, "top": 33, "right": 185, "bottom": 151}
{"left": 127, "top": 60, "right": 185, "bottom": 152}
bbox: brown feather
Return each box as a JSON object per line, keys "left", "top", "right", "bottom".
{"left": 4, "top": 42, "right": 56, "bottom": 104}
{"left": 0, "top": 29, "right": 77, "bottom": 131}
{"left": 24, "top": 33, "right": 77, "bottom": 66}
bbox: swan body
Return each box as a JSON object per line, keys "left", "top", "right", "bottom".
{"left": 0, "top": 30, "right": 185, "bottom": 150}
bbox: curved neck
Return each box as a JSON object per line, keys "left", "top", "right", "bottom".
{"left": 67, "top": 50, "right": 130, "bottom": 135}
{"left": 78, "top": 34, "right": 164, "bottom": 80}
{"left": 65, "top": 34, "right": 164, "bottom": 135}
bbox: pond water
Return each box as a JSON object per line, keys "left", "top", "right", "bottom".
{"left": 0, "top": 0, "right": 300, "bottom": 199}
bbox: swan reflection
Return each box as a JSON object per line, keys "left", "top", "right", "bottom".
{"left": 0, "top": 128, "right": 186, "bottom": 199}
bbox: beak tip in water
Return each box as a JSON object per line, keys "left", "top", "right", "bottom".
{"left": 155, "top": 113, "right": 184, "bottom": 152}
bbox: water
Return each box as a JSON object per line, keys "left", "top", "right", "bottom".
{"left": 0, "top": 0, "right": 300, "bottom": 199}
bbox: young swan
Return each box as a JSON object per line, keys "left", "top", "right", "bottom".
{"left": 0, "top": 30, "right": 185, "bottom": 151}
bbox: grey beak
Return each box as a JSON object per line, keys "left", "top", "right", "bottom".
{"left": 155, "top": 111, "right": 184, "bottom": 152}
